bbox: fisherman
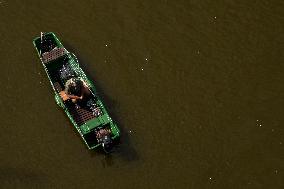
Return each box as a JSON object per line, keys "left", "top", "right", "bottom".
{"left": 59, "top": 78, "right": 90, "bottom": 103}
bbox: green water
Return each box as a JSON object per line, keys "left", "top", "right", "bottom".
{"left": 0, "top": 0, "right": 283, "bottom": 188}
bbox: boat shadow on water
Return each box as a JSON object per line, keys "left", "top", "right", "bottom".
{"left": 63, "top": 42, "right": 139, "bottom": 164}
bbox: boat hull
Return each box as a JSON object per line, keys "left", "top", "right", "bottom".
{"left": 33, "top": 32, "right": 120, "bottom": 150}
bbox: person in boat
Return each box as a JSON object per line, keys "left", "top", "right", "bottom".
{"left": 59, "top": 78, "right": 90, "bottom": 103}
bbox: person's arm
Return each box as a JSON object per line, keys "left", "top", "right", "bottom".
{"left": 60, "top": 91, "right": 82, "bottom": 101}
{"left": 81, "top": 83, "right": 91, "bottom": 98}
{"left": 67, "top": 94, "right": 82, "bottom": 100}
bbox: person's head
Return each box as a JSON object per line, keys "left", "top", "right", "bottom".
{"left": 65, "top": 78, "right": 83, "bottom": 95}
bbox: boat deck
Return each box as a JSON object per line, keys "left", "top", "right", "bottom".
{"left": 54, "top": 82, "right": 97, "bottom": 126}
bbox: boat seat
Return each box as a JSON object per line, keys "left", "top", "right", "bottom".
{"left": 42, "top": 47, "right": 67, "bottom": 64}
{"left": 65, "top": 102, "right": 97, "bottom": 126}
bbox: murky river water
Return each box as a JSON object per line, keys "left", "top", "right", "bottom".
{"left": 0, "top": 0, "right": 283, "bottom": 188}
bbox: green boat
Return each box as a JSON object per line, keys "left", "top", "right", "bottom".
{"left": 33, "top": 32, "right": 120, "bottom": 152}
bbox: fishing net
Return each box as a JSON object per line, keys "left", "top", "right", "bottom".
{"left": 59, "top": 63, "right": 76, "bottom": 82}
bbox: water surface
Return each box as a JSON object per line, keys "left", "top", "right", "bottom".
{"left": 0, "top": 0, "right": 283, "bottom": 188}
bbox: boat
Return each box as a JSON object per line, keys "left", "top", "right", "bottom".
{"left": 32, "top": 32, "right": 120, "bottom": 152}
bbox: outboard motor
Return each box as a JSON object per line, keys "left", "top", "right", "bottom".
{"left": 101, "top": 135, "right": 113, "bottom": 153}
{"left": 96, "top": 127, "right": 113, "bottom": 153}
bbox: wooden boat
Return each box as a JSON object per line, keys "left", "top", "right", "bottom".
{"left": 33, "top": 32, "right": 120, "bottom": 152}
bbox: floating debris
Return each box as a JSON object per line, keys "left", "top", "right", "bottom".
{"left": 256, "top": 120, "right": 262, "bottom": 127}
